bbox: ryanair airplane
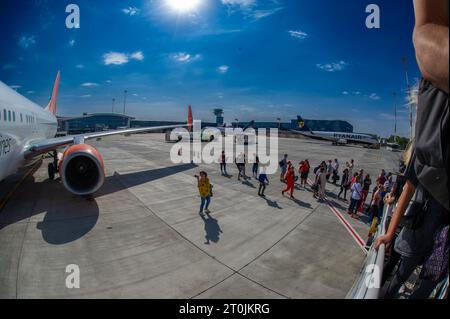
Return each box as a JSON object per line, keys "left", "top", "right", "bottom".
{"left": 292, "top": 116, "right": 381, "bottom": 149}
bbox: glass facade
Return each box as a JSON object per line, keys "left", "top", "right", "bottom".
{"left": 58, "top": 114, "right": 133, "bottom": 134}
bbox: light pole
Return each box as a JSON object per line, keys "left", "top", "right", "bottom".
{"left": 393, "top": 92, "right": 398, "bottom": 143}
{"left": 112, "top": 98, "right": 116, "bottom": 113}
{"left": 123, "top": 90, "right": 128, "bottom": 115}
{"left": 402, "top": 57, "right": 413, "bottom": 141}
{"left": 277, "top": 118, "right": 281, "bottom": 130}
{"left": 235, "top": 118, "right": 239, "bottom": 128}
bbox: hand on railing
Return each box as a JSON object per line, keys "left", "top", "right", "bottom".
{"left": 375, "top": 233, "right": 393, "bottom": 251}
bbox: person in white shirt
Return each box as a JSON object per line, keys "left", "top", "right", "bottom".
{"left": 318, "top": 166, "right": 327, "bottom": 201}
{"left": 348, "top": 176, "right": 362, "bottom": 218}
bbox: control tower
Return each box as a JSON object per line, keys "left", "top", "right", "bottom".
{"left": 214, "top": 108, "right": 224, "bottom": 126}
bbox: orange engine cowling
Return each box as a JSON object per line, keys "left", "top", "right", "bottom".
{"left": 59, "top": 144, "right": 105, "bottom": 196}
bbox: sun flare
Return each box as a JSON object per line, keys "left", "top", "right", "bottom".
{"left": 166, "top": 0, "right": 201, "bottom": 13}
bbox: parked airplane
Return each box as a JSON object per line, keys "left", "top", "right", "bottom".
{"left": 0, "top": 72, "right": 192, "bottom": 196}
{"left": 291, "top": 116, "right": 380, "bottom": 149}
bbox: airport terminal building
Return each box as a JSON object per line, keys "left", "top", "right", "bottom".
{"left": 58, "top": 113, "right": 354, "bottom": 134}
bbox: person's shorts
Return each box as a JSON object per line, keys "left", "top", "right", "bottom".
{"left": 300, "top": 172, "right": 308, "bottom": 179}
{"left": 281, "top": 167, "right": 287, "bottom": 174}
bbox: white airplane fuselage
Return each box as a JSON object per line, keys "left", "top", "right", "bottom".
{"left": 300, "top": 130, "right": 380, "bottom": 147}
{"left": 0, "top": 81, "right": 57, "bottom": 181}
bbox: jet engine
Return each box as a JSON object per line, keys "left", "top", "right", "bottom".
{"left": 59, "top": 144, "right": 105, "bottom": 196}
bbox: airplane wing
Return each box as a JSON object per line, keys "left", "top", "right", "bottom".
{"left": 24, "top": 124, "right": 187, "bottom": 159}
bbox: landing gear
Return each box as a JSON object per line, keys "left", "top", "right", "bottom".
{"left": 48, "top": 163, "right": 55, "bottom": 180}
{"left": 48, "top": 150, "right": 58, "bottom": 181}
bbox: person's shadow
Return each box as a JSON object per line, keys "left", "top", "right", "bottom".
{"left": 201, "top": 213, "right": 223, "bottom": 245}
{"left": 266, "top": 198, "right": 282, "bottom": 210}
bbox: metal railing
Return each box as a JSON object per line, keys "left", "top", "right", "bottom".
{"left": 347, "top": 204, "right": 394, "bottom": 299}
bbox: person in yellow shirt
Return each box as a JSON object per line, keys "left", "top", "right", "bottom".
{"left": 196, "top": 171, "right": 212, "bottom": 215}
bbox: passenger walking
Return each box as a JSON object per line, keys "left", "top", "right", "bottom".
{"left": 236, "top": 153, "right": 245, "bottom": 181}
{"left": 196, "top": 171, "right": 212, "bottom": 215}
{"left": 219, "top": 151, "right": 227, "bottom": 175}
{"left": 347, "top": 159, "right": 355, "bottom": 176}
{"left": 252, "top": 155, "right": 260, "bottom": 178}
{"left": 305, "top": 159, "right": 311, "bottom": 184}
{"left": 258, "top": 168, "right": 269, "bottom": 197}
{"left": 338, "top": 168, "right": 350, "bottom": 201}
{"left": 376, "top": 169, "right": 387, "bottom": 186}
{"left": 365, "top": 187, "right": 383, "bottom": 247}
{"left": 317, "top": 166, "right": 327, "bottom": 201}
{"left": 326, "top": 160, "right": 333, "bottom": 181}
{"left": 348, "top": 176, "right": 362, "bottom": 218}
{"left": 279, "top": 154, "right": 288, "bottom": 182}
{"left": 358, "top": 174, "right": 372, "bottom": 212}
{"left": 282, "top": 165, "right": 296, "bottom": 199}
{"left": 331, "top": 158, "right": 340, "bottom": 184}
{"left": 299, "top": 161, "right": 309, "bottom": 188}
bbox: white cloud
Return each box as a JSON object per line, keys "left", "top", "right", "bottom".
{"left": 9, "top": 85, "right": 22, "bottom": 91}
{"left": 342, "top": 91, "right": 349, "bottom": 95}
{"left": 81, "top": 82, "right": 99, "bottom": 87}
{"left": 251, "top": 7, "right": 283, "bottom": 19}
{"left": 69, "top": 39, "right": 76, "bottom": 47}
{"left": 217, "top": 65, "right": 229, "bottom": 73}
{"left": 130, "top": 51, "right": 144, "bottom": 61}
{"left": 122, "top": 6, "right": 140, "bottom": 16}
{"left": 222, "top": 0, "right": 282, "bottom": 20}
{"left": 18, "top": 36, "right": 36, "bottom": 49}
{"left": 173, "top": 52, "right": 202, "bottom": 63}
{"left": 75, "top": 64, "right": 85, "bottom": 69}
{"left": 316, "top": 61, "right": 348, "bottom": 72}
{"left": 103, "top": 52, "right": 129, "bottom": 65}
{"left": 103, "top": 51, "right": 145, "bottom": 65}
{"left": 81, "top": 94, "right": 92, "bottom": 98}
{"left": 222, "top": 0, "right": 256, "bottom": 8}
{"left": 368, "top": 93, "right": 381, "bottom": 100}
{"left": 288, "top": 30, "right": 308, "bottom": 40}
{"left": 27, "top": 90, "right": 35, "bottom": 94}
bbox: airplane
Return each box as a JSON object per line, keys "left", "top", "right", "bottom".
{"left": 0, "top": 71, "right": 193, "bottom": 196}
{"left": 291, "top": 116, "right": 381, "bottom": 149}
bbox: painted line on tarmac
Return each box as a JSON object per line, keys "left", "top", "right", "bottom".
{"left": 307, "top": 178, "right": 367, "bottom": 253}
{"left": 0, "top": 162, "right": 40, "bottom": 213}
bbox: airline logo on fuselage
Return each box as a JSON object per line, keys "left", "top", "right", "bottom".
{"left": 332, "top": 133, "right": 369, "bottom": 141}
{"left": 0, "top": 134, "right": 13, "bottom": 157}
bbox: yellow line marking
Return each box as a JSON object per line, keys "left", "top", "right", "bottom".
{"left": 0, "top": 162, "right": 41, "bottom": 213}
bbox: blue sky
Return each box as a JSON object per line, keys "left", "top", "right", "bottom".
{"left": 0, "top": 0, "right": 420, "bottom": 137}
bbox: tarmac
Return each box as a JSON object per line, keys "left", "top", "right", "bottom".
{"left": 0, "top": 134, "right": 401, "bottom": 299}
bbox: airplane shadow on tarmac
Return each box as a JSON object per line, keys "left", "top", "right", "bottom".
{"left": 98, "top": 163, "right": 198, "bottom": 197}
{"left": 0, "top": 163, "right": 198, "bottom": 245}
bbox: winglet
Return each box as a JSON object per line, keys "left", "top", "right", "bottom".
{"left": 45, "top": 71, "right": 60, "bottom": 116}
{"left": 188, "top": 105, "right": 193, "bottom": 132}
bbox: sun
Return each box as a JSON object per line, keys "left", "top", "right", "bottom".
{"left": 166, "top": 0, "right": 201, "bottom": 12}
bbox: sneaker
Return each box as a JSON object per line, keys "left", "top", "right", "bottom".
{"left": 205, "top": 209, "right": 211, "bottom": 214}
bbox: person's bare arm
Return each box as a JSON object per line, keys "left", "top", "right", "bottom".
{"left": 413, "top": 0, "right": 449, "bottom": 93}
{"left": 375, "top": 180, "right": 416, "bottom": 250}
